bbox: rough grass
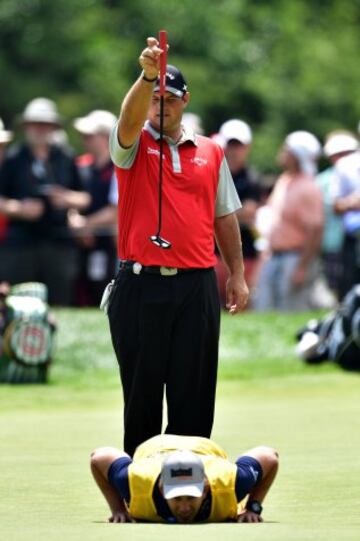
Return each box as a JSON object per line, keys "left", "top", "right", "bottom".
{"left": 49, "top": 308, "right": 335, "bottom": 384}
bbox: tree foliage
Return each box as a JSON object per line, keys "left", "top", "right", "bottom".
{"left": 0, "top": 0, "right": 359, "bottom": 171}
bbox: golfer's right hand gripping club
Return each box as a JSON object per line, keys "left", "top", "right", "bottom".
{"left": 149, "top": 29, "right": 172, "bottom": 250}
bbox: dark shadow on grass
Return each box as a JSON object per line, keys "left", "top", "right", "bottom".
{"left": 91, "top": 520, "right": 280, "bottom": 525}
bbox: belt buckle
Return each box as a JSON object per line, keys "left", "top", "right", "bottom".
{"left": 160, "top": 266, "right": 178, "bottom": 276}
{"left": 132, "top": 262, "right": 142, "bottom": 275}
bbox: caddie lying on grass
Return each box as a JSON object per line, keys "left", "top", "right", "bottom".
{"left": 91, "top": 434, "right": 278, "bottom": 524}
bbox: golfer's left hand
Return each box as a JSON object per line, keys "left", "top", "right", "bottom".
{"left": 226, "top": 275, "right": 249, "bottom": 314}
{"left": 237, "top": 510, "right": 263, "bottom": 523}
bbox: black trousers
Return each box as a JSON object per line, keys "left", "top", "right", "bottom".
{"left": 108, "top": 267, "right": 220, "bottom": 456}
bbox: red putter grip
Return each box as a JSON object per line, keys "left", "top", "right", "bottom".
{"left": 159, "top": 30, "right": 167, "bottom": 96}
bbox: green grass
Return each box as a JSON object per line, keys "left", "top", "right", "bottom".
{"left": 1, "top": 308, "right": 359, "bottom": 541}
{"left": 48, "top": 308, "right": 335, "bottom": 384}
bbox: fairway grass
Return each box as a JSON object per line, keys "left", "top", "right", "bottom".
{"left": 1, "top": 309, "right": 360, "bottom": 540}
{"left": 1, "top": 374, "right": 360, "bottom": 541}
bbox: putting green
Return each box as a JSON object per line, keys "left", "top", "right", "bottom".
{"left": 1, "top": 372, "right": 360, "bottom": 541}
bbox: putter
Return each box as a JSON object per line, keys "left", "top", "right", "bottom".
{"left": 149, "top": 29, "right": 172, "bottom": 250}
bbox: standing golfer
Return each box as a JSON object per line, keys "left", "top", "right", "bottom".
{"left": 107, "top": 35, "right": 248, "bottom": 456}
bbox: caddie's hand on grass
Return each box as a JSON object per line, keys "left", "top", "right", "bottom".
{"left": 237, "top": 510, "right": 263, "bottom": 523}
{"left": 226, "top": 275, "right": 249, "bottom": 314}
{"left": 139, "top": 37, "right": 167, "bottom": 80}
{"left": 109, "top": 510, "right": 135, "bottom": 524}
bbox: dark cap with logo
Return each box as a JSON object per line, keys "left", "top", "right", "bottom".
{"left": 154, "top": 64, "right": 188, "bottom": 98}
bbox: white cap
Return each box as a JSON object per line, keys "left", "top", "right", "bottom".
{"left": 73, "top": 110, "right": 117, "bottom": 135}
{"left": 0, "top": 117, "right": 13, "bottom": 143}
{"left": 285, "top": 130, "right": 321, "bottom": 175}
{"left": 22, "top": 98, "right": 61, "bottom": 125}
{"left": 160, "top": 450, "right": 205, "bottom": 500}
{"left": 218, "top": 119, "right": 252, "bottom": 146}
{"left": 182, "top": 112, "right": 204, "bottom": 135}
{"left": 323, "top": 134, "right": 359, "bottom": 157}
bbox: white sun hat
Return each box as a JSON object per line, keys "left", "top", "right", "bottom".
{"left": 73, "top": 110, "right": 117, "bottom": 135}
{"left": 0, "top": 117, "right": 13, "bottom": 143}
{"left": 22, "top": 98, "right": 61, "bottom": 125}
{"left": 285, "top": 130, "right": 321, "bottom": 175}
{"left": 323, "top": 133, "right": 359, "bottom": 157}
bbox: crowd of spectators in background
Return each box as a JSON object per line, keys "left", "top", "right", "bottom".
{"left": 0, "top": 96, "right": 359, "bottom": 310}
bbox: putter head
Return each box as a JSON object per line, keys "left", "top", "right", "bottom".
{"left": 149, "top": 235, "right": 172, "bottom": 249}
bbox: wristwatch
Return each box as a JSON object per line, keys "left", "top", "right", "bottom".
{"left": 246, "top": 500, "right": 263, "bottom": 515}
{"left": 142, "top": 72, "right": 158, "bottom": 83}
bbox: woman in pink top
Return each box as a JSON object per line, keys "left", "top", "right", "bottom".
{"left": 254, "top": 131, "right": 324, "bottom": 311}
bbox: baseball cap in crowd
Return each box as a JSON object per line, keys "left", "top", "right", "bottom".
{"left": 182, "top": 112, "right": 204, "bottom": 134}
{"left": 160, "top": 450, "right": 205, "bottom": 500}
{"left": 0, "top": 117, "right": 13, "bottom": 143}
{"left": 154, "top": 64, "right": 188, "bottom": 98}
{"left": 218, "top": 119, "right": 253, "bottom": 147}
{"left": 323, "top": 133, "right": 359, "bottom": 158}
{"left": 285, "top": 130, "right": 321, "bottom": 175}
{"left": 73, "top": 110, "right": 117, "bottom": 135}
{"left": 22, "top": 97, "right": 61, "bottom": 125}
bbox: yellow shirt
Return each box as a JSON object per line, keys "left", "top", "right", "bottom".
{"left": 128, "top": 434, "right": 246, "bottom": 522}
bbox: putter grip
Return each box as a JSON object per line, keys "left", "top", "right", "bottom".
{"left": 159, "top": 30, "right": 167, "bottom": 96}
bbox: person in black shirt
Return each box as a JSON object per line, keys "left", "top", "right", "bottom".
{"left": 71, "top": 110, "right": 118, "bottom": 306}
{"left": 215, "top": 119, "right": 262, "bottom": 305}
{"left": 0, "top": 98, "right": 89, "bottom": 305}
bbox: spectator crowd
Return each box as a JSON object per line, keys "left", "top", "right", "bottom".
{"left": 0, "top": 96, "right": 359, "bottom": 310}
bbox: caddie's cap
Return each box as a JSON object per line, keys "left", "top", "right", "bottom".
{"left": 218, "top": 119, "right": 253, "bottom": 146}
{"left": 73, "top": 110, "right": 117, "bottom": 135}
{"left": 323, "top": 133, "right": 359, "bottom": 157}
{"left": 22, "top": 98, "right": 61, "bottom": 125}
{"left": 154, "top": 64, "right": 188, "bottom": 98}
{"left": 0, "top": 117, "right": 13, "bottom": 143}
{"left": 160, "top": 450, "right": 205, "bottom": 500}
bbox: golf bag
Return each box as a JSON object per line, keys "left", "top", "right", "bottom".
{"left": 296, "top": 284, "right": 360, "bottom": 370}
{"left": 0, "top": 282, "right": 57, "bottom": 383}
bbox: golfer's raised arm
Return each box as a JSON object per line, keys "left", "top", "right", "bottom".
{"left": 117, "top": 37, "right": 162, "bottom": 148}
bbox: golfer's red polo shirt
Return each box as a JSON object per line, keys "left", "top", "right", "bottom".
{"left": 111, "top": 122, "right": 240, "bottom": 268}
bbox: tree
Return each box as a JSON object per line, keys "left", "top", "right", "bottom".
{"left": 1, "top": 0, "right": 359, "bottom": 171}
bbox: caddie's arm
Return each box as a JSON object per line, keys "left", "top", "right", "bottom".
{"left": 237, "top": 446, "right": 279, "bottom": 523}
{"left": 117, "top": 37, "right": 164, "bottom": 148}
{"left": 90, "top": 447, "right": 135, "bottom": 523}
{"left": 215, "top": 213, "right": 249, "bottom": 314}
